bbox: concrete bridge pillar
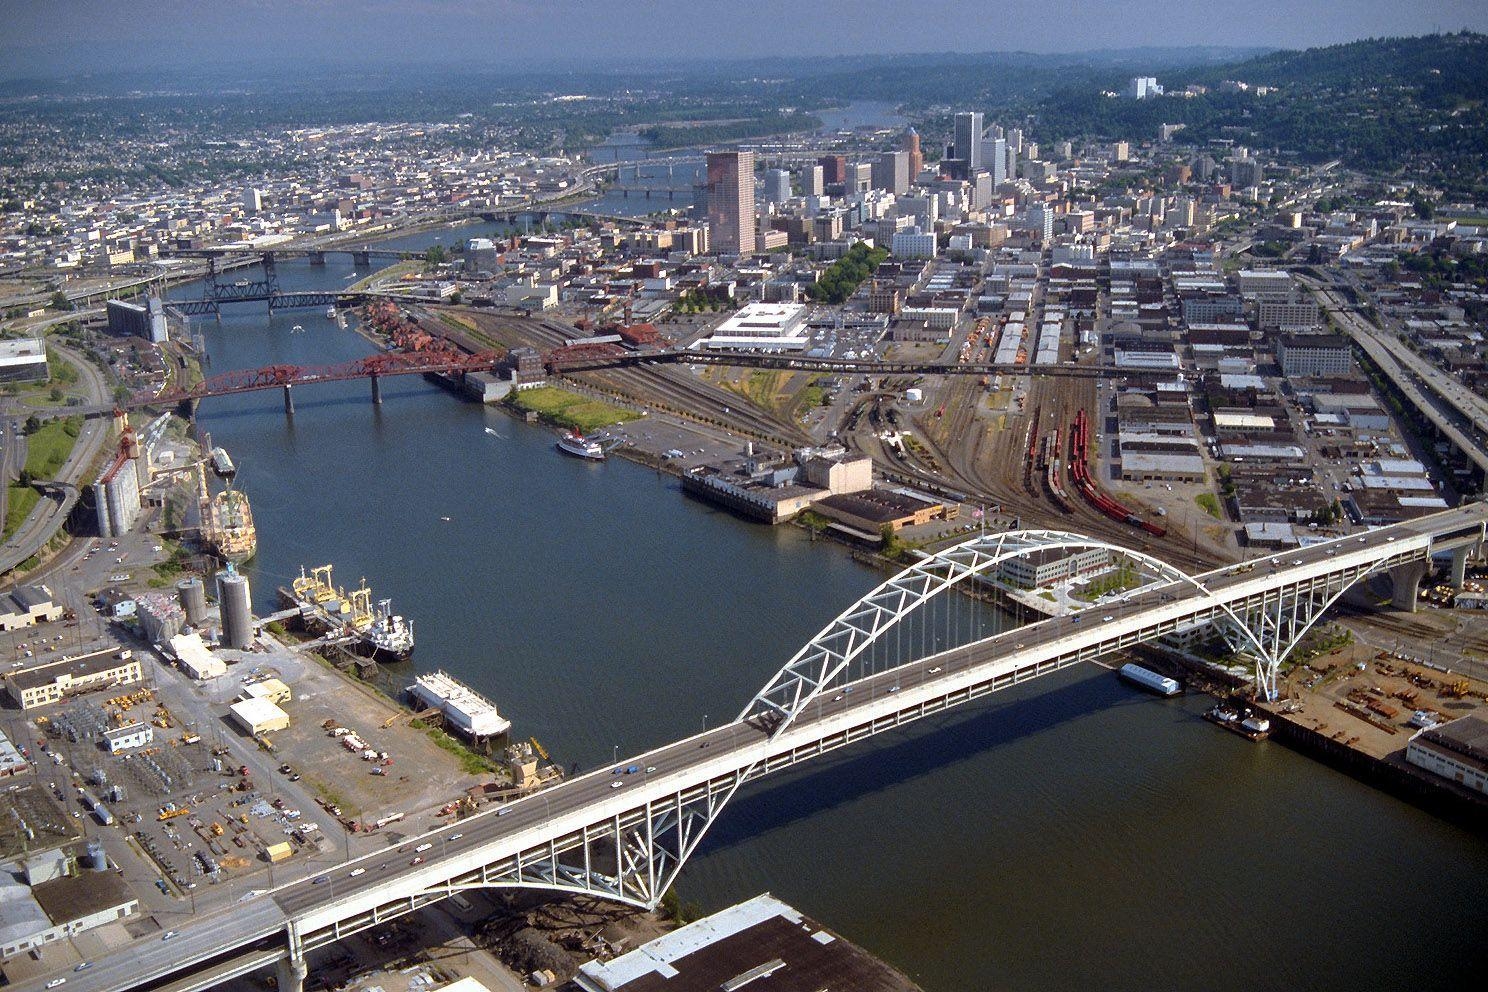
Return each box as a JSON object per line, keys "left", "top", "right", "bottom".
{"left": 370, "top": 374, "right": 382, "bottom": 405}
{"left": 1389, "top": 559, "right": 1428, "bottom": 611}
{"left": 1450, "top": 546, "right": 1469, "bottom": 588}
{"left": 275, "top": 955, "right": 308, "bottom": 992}
{"left": 352, "top": 251, "right": 371, "bottom": 268}
{"left": 283, "top": 384, "right": 295, "bottom": 417}
{"left": 309, "top": 252, "right": 326, "bottom": 266}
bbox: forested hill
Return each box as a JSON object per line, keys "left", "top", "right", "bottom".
{"left": 1026, "top": 33, "right": 1488, "bottom": 197}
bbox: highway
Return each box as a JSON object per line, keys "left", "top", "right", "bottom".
{"left": 42, "top": 502, "right": 1488, "bottom": 992}
{"left": 0, "top": 344, "right": 112, "bottom": 577}
{"left": 1304, "top": 274, "right": 1488, "bottom": 475}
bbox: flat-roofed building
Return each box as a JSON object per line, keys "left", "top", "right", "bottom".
{"left": 229, "top": 697, "right": 290, "bottom": 736}
{"left": 812, "top": 488, "right": 948, "bottom": 536}
{"left": 1406, "top": 716, "right": 1488, "bottom": 795}
{"left": 0, "top": 337, "right": 49, "bottom": 383}
{"left": 0, "top": 584, "right": 64, "bottom": 631}
{"left": 1, "top": 861, "right": 139, "bottom": 960}
{"left": 575, "top": 892, "right": 919, "bottom": 992}
{"left": 5, "top": 650, "right": 142, "bottom": 710}
{"left": 103, "top": 721, "right": 153, "bottom": 754}
{"left": 168, "top": 631, "right": 226, "bottom": 680}
{"left": 695, "top": 302, "right": 809, "bottom": 351}
{"left": 1277, "top": 334, "right": 1351, "bottom": 377}
{"left": 998, "top": 547, "right": 1112, "bottom": 589}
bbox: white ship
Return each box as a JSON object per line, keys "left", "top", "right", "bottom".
{"left": 556, "top": 430, "right": 605, "bottom": 461}
{"left": 360, "top": 598, "right": 414, "bottom": 662}
{"left": 325, "top": 306, "right": 338, "bottom": 319}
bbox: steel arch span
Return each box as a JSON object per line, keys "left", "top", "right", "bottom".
{"left": 740, "top": 528, "right": 1305, "bottom": 736}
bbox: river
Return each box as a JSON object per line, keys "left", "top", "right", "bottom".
{"left": 173, "top": 248, "right": 1487, "bottom": 991}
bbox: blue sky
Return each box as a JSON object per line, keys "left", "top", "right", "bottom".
{"left": 3, "top": 0, "right": 1487, "bottom": 75}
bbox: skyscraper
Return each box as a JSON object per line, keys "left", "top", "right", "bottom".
{"left": 872, "top": 151, "right": 910, "bottom": 195}
{"left": 902, "top": 127, "right": 923, "bottom": 180}
{"left": 817, "top": 155, "right": 847, "bottom": 186}
{"left": 706, "top": 151, "right": 756, "bottom": 255}
{"left": 764, "top": 168, "right": 792, "bottom": 205}
{"left": 801, "top": 164, "right": 824, "bottom": 197}
{"left": 954, "top": 112, "right": 984, "bottom": 172}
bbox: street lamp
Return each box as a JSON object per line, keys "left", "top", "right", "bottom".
{"left": 612, "top": 744, "right": 618, "bottom": 766}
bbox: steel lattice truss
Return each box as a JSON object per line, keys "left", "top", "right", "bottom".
{"left": 287, "top": 531, "right": 1440, "bottom": 946}
{"left": 470, "top": 774, "right": 746, "bottom": 910}
{"left": 740, "top": 529, "right": 1405, "bottom": 735}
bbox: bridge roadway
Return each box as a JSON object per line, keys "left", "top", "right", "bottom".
{"left": 37, "top": 503, "right": 1488, "bottom": 992}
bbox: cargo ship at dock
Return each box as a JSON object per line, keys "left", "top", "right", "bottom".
{"left": 203, "top": 488, "right": 257, "bottom": 563}
{"left": 280, "top": 564, "right": 414, "bottom": 661}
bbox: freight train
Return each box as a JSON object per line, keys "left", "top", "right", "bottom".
{"left": 1068, "top": 409, "right": 1167, "bottom": 538}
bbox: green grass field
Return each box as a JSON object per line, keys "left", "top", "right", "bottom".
{"left": 3, "top": 417, "right": 82, "bottom": 542}
{"left": 24, "top": 417, "right": 82, "bottom": 480}
{"left": 506, "top": 386, "right": 639, "bottom": 433}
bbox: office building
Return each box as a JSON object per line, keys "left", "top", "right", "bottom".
{"left": 243, "top": 187, "right": 263, "bottom": 213}
{"left": 981, "top": 138, "right": 1007, "bottom": 185}
{"left": 1230, "top": 155, "right": 1264, "bottom": 187}
{"left": 5, "top": 650, "right": 143, "bottom": 710}
{"left": 954, "top": 111, "right": 984, "bottom": 172}
{"left": 902, "top": 126, "right": 923, "bottom": 178}
{"left": 764, "top": 168, "right": 791, "bottom": 205}
{"left": 873, "top": 150, "right": 910, "bottom": 196}
{"left": 800, "top": 164, "right": 823, "bottom": 197}
{"left": 846, "top": 162, "right": 872, "bottom": 194}
{"left": 1258, "top": 297, "right": 1321, "bottom": 331}
{"left": 706, "top": 150, "right": 756, "bottom": 256}
{"left": 1026, "top": 205, "right": 1054, "bottom": 242}
{"left": 0, "top": 337, "right": 49, "bottom": 384}
{"left": 891, "top": 228, "right": 938, "bottom": 259}
{"left": 1277, "top": 334, "right": 1351, "bottom": 377}
{"left": 1127, "top": 76, "right": 1164, "bottom": 99}
{"left": 817, "top": 155, "right": 846, "bottom": 186}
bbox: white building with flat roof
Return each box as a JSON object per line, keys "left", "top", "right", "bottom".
{"left": 695, "top": 302, "right": 810, "bottom": 351}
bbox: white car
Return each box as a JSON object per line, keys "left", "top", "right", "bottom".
{"left": 610, "top": 781, "right": 623, "bottom": 789}
{"left": 349, "top": 867, "right": 366, "bottom": 877}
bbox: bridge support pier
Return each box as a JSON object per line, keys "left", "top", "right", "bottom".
{"left": 370, "top": 374, "right": 382, "bottom": 405}
{"left": 1450, "top": 547, "right": 1469, "bottom": 589}
{"left": 283, "top": 384, "right": 295, "bottom": 417}
{"left": 275, "top": 955, "right": 308, "bottom": 992}
{"left": 1389, "top": 559, "right": 1428, "bottom": 611}
{"left": 309, "top": 251, "right": 326, "bottom": 266}
{"left": 352, "top": 251, "right": 371, "bottom": 268}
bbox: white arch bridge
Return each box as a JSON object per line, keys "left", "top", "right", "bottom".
{"left": 63, "top": 504, "right": 1487, "bottom": 992}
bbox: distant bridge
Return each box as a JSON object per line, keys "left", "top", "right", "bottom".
{"left": 101, "top": 349, "right": 503, "bottom": 416}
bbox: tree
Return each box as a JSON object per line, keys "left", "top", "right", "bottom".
{"left": 24, "top": 414, "right": 41, "bottom": 434}
{"left": 49, "top": 291, "right": 73, "bottom": 312}
{"left": 423, "top": 245, "right": 448, "bottom": 266}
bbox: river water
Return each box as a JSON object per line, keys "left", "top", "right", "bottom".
{"left": 173, "top": 249, "right": 1487, "bottom": 991}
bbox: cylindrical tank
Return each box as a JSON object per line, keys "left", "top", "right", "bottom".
{"left": 216, "top": 565, "right": 254, "bottom": 650}
{"left": 177, "top": 577, "right": 208, "bottom": 626}
{"left": 85, "top": 840, "right": 108, "bottom": 872}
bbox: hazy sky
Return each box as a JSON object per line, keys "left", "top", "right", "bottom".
{"left": 4, "top": 0, "right": 1487, "bottom": 76}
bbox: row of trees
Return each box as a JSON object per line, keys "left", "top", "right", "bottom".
{"left": 806, "top": 243, "right": 888, "bottom": 305}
